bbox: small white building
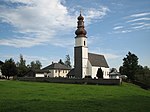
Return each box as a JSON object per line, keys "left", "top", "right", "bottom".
{"left": 36, "top": 63, "right": 71, "bottom": 77}
{"left": 109, "top": 71, "right": 121, "bottom": 79}
{"left": 0, "top": 69, "right": 2, "bottom": 77}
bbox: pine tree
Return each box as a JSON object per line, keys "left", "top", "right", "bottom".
{"left": 64, "top": 55, "right": 71, "bottom": 68}
{"left": 119, "top": 52, "right": 139, "bottom": 81}
{"left": 58, "top": 59, "right": 64, "bottom": 65}
{"left": 96, "top": 68, "right": 103, "bottom": 78}
{"left": 16, "top": 54, "right": 28, "bottom": 77}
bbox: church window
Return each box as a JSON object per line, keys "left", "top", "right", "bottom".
{"left": 55, "top": 70, "right": 57, "bottom": 73}
{"left": 84, "top": 41, "right": 85, "bottom": 46}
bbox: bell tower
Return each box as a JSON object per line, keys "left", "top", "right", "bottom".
{"left": 74, "top": 12, "right": 88, "bottom": 78}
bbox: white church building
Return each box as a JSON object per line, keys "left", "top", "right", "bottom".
{"left": 68, "top": 13, "right": 110, "bottom": 79}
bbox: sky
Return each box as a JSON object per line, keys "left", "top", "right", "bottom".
{"left": 0, "top": 0, "right": 150, "bottom": 69}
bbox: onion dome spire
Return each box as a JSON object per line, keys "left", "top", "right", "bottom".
{"left": 75, "top": 11, "right": 87, "bottom": 37}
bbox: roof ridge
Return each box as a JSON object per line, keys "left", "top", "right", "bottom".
{"left": 88, "top": 52, "right": 104, "bottom": 56}
{"left": 42, "top": 62, "right": 71, "bottom": 70}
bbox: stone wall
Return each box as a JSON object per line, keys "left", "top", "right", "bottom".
{"left": 17, "top": 77, "right": 121, "bottom": 85}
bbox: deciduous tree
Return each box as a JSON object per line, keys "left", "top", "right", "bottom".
{"left": 1, "top": 58, "right": 17, "bottom": 79}
{"left": 30, "top": 60, "right": 42, "bottom": 70}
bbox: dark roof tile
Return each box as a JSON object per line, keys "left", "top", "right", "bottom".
{"left": 67, "top": 68, "right": 75, "bottom": 76}
{"left": 42, "top": 63, "right": 71, "bottom": 70}
{"left": 88, "top": 53, "right": 109, "bottom": 68}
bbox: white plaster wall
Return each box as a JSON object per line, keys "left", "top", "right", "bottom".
{"left": 91, "top": 66, "right": 110, "bottom": 79}
{"left": 47, "top": 70, "right": 53, "bottom": 77}
{"left": 53, "top": 69, "right": 70, "bottom": 77}
{"left": 87, "top": 60, "right": 92, "bottom": 76}
{"left": 75, "top": 37, "right": 87, "bottom": 47}
{"left": 81, "top": 47, "right": 88, "bottom": 78}
{"left": 101, "top": 67, "right": 110, "bottom": 79}
{"left": 36, "top": 73, "right": 45, "bottom": 77}
{"left": 91, "top": 66, "right": 99, "bottom": 78}
{"left": 0, "top": 69, "right": 2, "bottom": 76}
{"left": 82, "top": 47, "right": 88, "bottom": 58}
{"left": 59, "top": 70, "right": 69, "bottom": 77}
{"left": 53, "top": 70, "right": 58, "bottom": 77}
{"left": 110, "top": 76, "right": 119, "bottom": 79}
{"left": 35, "top": 70, "right": 70, "bottom": 78}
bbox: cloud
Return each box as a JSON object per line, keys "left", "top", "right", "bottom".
{"left": 84, "top": 6, "right": 109, "bottom": 24}
{"left": 85, "top": 6, "right": 109, "bottom": 19}
{"left": 127, "top": 18, "right": 150, "bottom": 23}
{"left": 0, "top": 0, "right": 75, "bottom": 48}
{"left": 126, "top": 12, "right": 150, "bottom": 25}
{"left": 0, "top": 35, "right": 51, "bottom": 47}
{"left": 112, "top": 12, "right": 150, "bottom": 34}
{"left": 0, "top": 0, "right": 109, "bottom": 48}
{"left": 89, "top": 49, "right": 121, "bottom": 60}
{"left": 103, "top": 53, "right": 121, "bottom": 59}
{"left": 131, "top": 22, "right": 145, "bottom": 25}
{"left": 131, "top": 23, "right": 150, "bottom": 30}
{"left": 0, "top": 53, "right": 52, "bottom": 67}
{"left": 113, "top": 26, "right": 123, "bottom": 30}
{"left": 128, "top": 12, "right": 150, "bottom": 18}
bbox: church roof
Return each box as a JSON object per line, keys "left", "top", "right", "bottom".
{"left": 88, "top": 53, "right": 109, "bottom": 68}
{"left": 75, "top": 13, "right": 87, "bottom": 37}
{"left": 42, "top": 63, "right": 71, "bottom": 70}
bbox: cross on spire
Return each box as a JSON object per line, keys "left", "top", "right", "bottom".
{"left": 80, "top": 9, "right": 82, "bottom": 15}
{"left": 75, "top": 10, "right": 87, "bottom": 37}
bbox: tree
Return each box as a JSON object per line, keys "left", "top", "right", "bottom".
{"left": 119, "top": 52, "right": 139, "bottom": 81}
{"left": 1, "top": 58, "right": 17, "bottom": 79}
{"left": 96, "top": 68, "right": 103, "bottom": 78}
{"left": 58, "top": 59, "right": 64, "bottom": 65}
{"left": 0, "top": 60, "right": 4, "bottom": 65}
{"left": 135, "top": 66, "right": 150, "bottom": 86}
{"left": 16, "top": 54, "right": 28, "bottom": 77}
{"left": 30, "top": 60, "right": 42, "bottom": 70}
{"left": 64, "top": 55, "right": 71, "bottom": 68}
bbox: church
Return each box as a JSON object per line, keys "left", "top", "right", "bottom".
{"left": 33, "top": 13, "right": 110, "bottom": 79}
{"left": 68, "top": 13, "right": 110, "bottom": 79}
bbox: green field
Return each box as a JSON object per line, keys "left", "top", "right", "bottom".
{"left": 0, "top": 81, "right": 150, "bottom": 112}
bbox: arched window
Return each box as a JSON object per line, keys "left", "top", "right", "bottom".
{"left": 84, "top": 41, "right": 85, "bottom": 46}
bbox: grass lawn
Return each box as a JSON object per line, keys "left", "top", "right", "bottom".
{"left": 0, "top": 80, "right": 150, "bottom": 112}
